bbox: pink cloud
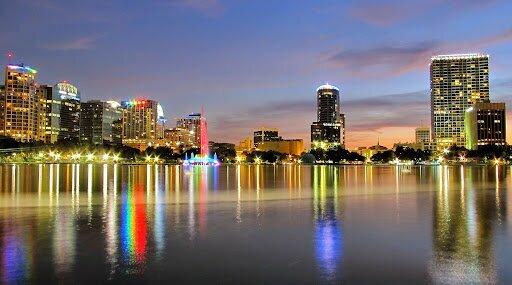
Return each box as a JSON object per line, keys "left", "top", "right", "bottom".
{"left": 43, "top": 36, "right": 99, "bottom": 51}
{"left": 327, "top": 27, "right": 512, "bottom": 78}
{"left": 348, "top": 0, "right": 501, "bottom": 27}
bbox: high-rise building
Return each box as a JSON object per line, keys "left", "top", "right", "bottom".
{"left": 37, "top": 85, "right": 59, "bottom": 143}
{"left": 80, "top": 100, "right": 123, "bottom": 145}
{"left": 177, "top": 113, "right": 202, "bottom": 148}
{"left": 310, "top": 83, "right": 345, "bottom": 149}
{"left": 121, "top": 99, "right": 165, "bottom": 150}
{"left": 0, "top": 64, "right": 45, "bottom": 142}
{"left": 112, "top": 118, "right": 123, "bottom": 145}
{"left": 465, "top": 102, "right": 506, "bottom": 150}
{"left": 430, "top": 54, "right": 490, "bottom": 150}
{"left": 253, "top": 128, "right": 280, "bottom": 147}
{"left": 55, "top": 81, "right": 81, "bottom": 142}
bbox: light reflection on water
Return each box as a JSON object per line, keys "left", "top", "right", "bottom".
{"left": 0, "top": 164, "right": 509, "bottom": 283}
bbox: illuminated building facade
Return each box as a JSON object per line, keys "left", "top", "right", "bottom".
{"left": 163, "top": 127, "right": 195, "bottom": 150}
{"left": 355, "top": 144, "right": 388, "bottom": 161}
{"left": 112, "top": 118, "right": 123, "bottom": 145}
{"left": 415, "top": 127, "right": 430, "bottom": 143}
{"left": 256, "top": 139, "right": 304, "bottom": 156}
{"left": 430, "top": 54, "right": 490, "bottom": 150}
{"left": 176, "top": 113, "right": 202, "bottom": 148}
{"left": 121, "top": 99, "right": 165, "bottom": 150}
{"left": 1, "top": 64, "right": 45, "bottom": 142}
{"left": 415, "top": 126, "right": 431, "bottom": 150}
{"left": 37, "top": 85, "right": 59, "bottom": 143}
{"left": 465, "top": 102, "right": 506, "bottom": 150}
{"left": 80, "top": 100, "right": 123, "bottom": 145}
{"left": 311, "top": 84, "right": 345, "bottom": 149}
{"left": 236, "top": 137, "right": 253, "bottom": 155}
{"left": 253, "top": 128, "right": 280, "bottom": 147}
{"left": 55, "top": 81, "right": 81, "bottom": 142}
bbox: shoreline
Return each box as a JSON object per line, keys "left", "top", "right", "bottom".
{"left": 0, "top": 162, "right": 505, "bottom": 166}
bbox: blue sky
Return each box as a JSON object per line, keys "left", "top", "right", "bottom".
{"left": 1, "top": 0, "right": 512, "bottom": 147}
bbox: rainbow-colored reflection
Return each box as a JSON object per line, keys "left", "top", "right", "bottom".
{"left": 183, "top": 153, "right": 219, "bottom": 166}
{"left": 120, "top": 180, "right": 147, "bottom": 264}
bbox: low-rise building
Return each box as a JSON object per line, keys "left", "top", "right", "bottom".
{"left": 355, "top": 144, "right": 388, "bottom": 161}
{"left": 236, "top": 137, "right": 253, "bottom": 155}
{"left": 254, "top": 128, "right": 280, "bottom": 147}
{"left": 256, "top": 139, "right": 304, "bottom": 156}
{"left": 465, "top": 102, "right": 506, "bottom": 150}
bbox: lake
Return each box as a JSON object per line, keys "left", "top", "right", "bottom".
{"left": 0, "top": 164, "right": 511, "bottom": 283}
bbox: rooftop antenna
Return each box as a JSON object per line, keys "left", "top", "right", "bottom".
{"left": 6, "top": 51, "right": 13, "bottom": 65}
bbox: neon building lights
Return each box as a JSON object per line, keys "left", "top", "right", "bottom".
{"left": 6, "top": 64, "right": 37, "bottom": 74}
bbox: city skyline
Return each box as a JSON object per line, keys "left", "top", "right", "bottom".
{"left": 2, "top": 0, "right": 512, "bottom": 148}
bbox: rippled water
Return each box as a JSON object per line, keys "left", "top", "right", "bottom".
{"left": 0, "top": 164, "right": 511, "bottom": 283}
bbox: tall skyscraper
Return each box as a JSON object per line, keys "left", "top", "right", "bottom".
{"left": 55, "top": 81, "right": 81, "bottom": 142}
{"left": 253, "top": 128, "right": 280, "bottom": 147}
{"left": 80, "top": 100, "right": 123, "bottom": 145}
{"left": 1, "top": 64, "right": 45, "bottom": 142}
{"left": 465, "top": 102, "right": 506, "bottom": 150}
{"left": 37, "top": 84, "right": 59, "bottom": 143}
{"left": 121, "top": 99, "right": 165, "bottom": 150}
{"left": 177, "top": 113, "right": 202, "bottom": 149}
{"left": 430, "top": 54, "right": 490, "bottom": 150}
{"left": 311, "top": 83, "right": 345, "bottom": 149}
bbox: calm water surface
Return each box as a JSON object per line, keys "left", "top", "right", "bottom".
{"left": 0, "top": 164, "right": 511, "bottom": 284}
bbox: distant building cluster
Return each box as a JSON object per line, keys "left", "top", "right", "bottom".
{"left": 236, "top": 128, "right": 304, "bottom": 156}
{"left": 0, "top": 63, "right": 209, "bottom": 152}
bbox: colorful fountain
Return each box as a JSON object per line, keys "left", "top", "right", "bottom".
{"left": 182, "top": 109, "right": 220, "bottom": 166}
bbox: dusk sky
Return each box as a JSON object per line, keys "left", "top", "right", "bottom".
{"left": 1, "top": 0, "right": 512, "bottom": 148}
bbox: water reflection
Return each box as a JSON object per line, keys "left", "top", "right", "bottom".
{"left": 312, "top": 166, "right": 343, "bottom": 281}
{"left": 120, "top": 168, "right": 147, "bottom": 270}
{"left": 2, "top": 221, "right": 31, "bottom": 282}
{"left": 0, "top": 164, "right": 509, "bottom": 282}
{"left": 430, "top": 165, "right": 506, "bottom": 284}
